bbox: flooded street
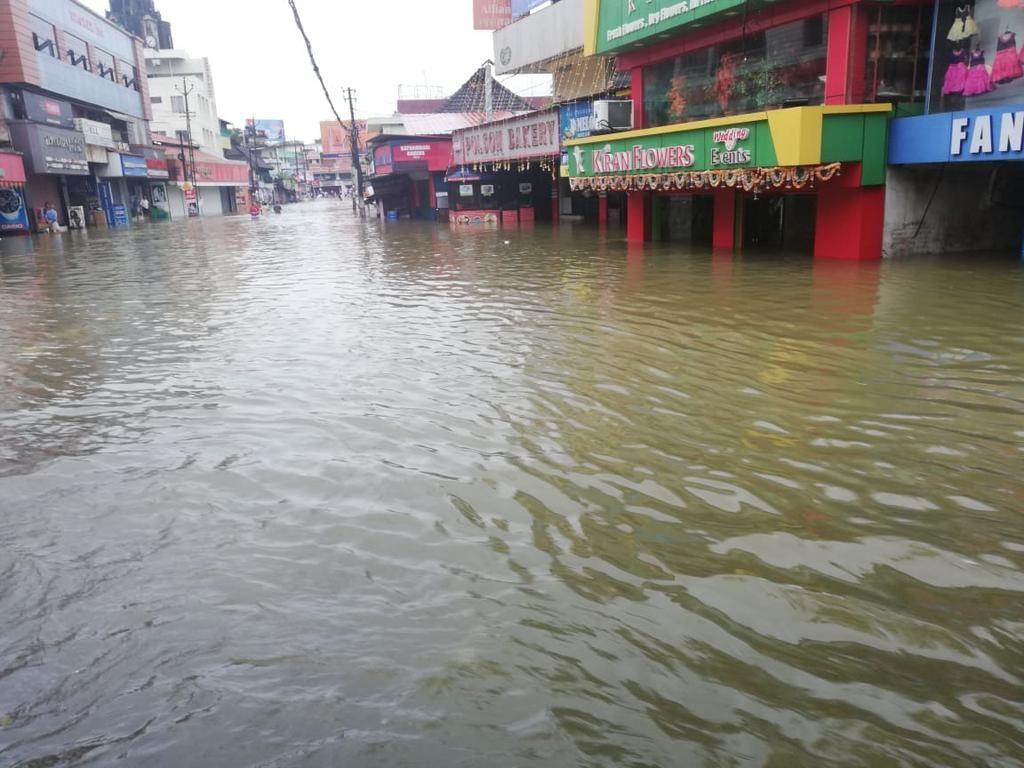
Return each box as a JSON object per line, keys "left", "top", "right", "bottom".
{"left": 1, "top": 200, "right": 1023, "bottom": 766}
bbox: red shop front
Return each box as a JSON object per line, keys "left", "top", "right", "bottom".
{"left": 368, "top": 135, "right": 452, "bottom": 221}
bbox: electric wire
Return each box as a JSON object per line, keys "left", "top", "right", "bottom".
{"left": 285, "top": 0, "right": 348, "bottom": 131}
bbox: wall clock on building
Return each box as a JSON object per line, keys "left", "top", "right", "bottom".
{"left": 145, "top": 35, "right": 157, "bottom": 49}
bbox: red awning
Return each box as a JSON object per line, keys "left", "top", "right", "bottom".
{"left": 165, "top": 148, "right": 249, "bottom": 186}
{"left": 0, "top": 152, "right": 28, "bottom": 185}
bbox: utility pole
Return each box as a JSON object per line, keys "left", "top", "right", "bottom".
{"left": 175, "top": 77, "right": 199, "bottom": 215}
{"left": 344, "top": 87, "right": 364, "bottom": 214}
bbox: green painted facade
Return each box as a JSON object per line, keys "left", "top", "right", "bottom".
{"left": 596, "top": 0, "right": 747, "bottom": 55}
{"left": 567, "top": 122, "right": 775, "bottom": 176}
{"left": 568, "top": 111, "right": 889, "bottom": 186}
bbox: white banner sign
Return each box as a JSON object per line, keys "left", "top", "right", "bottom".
{"left": 452, "top": 109, "right": 560, "bottom": 165}
{"left": 73, "top": 118, "right": 114, "bottom": 149}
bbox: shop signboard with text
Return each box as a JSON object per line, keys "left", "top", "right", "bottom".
{"left": 567, "top": 120, "right": 763, "bottom": 176}
{"left": 889, "top": 105, "right": 1024, "bottom": 164}
{"left": 560, "top": 101, "right": 595, "bottom": 140}
{"left": 74, "top": 118, "right": 115, "bottom": 148}
{"left": 393, "top": 142, "right": 450, "bottom": 168}
{"left": 595, "top": 0, "right": 746, "bottom": 54}
{"left": 452, "top": 109, "right": 560, "bottom": 166}
{"left": 120, "top": 154, "right": 149, "bottom": 177}
{"left": 8, "top": 123, "right": 89, "bottom": 175}
{"left": 22, "top": 92, "right": 75, "bottom": 129}
{"left": 474, "top": 0, "right": 512, "bottom": 29}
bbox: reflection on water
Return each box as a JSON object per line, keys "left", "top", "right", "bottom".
{"left": 1, "top": 202, "right": 1022, "bottom": 767}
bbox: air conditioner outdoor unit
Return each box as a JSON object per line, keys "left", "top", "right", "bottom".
{"left": 592, "top": 100, "right": 634, "bottom": 133}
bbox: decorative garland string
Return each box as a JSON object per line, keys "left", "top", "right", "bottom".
{"left": 569, "top": 163, "right": 842, "bottom": 193}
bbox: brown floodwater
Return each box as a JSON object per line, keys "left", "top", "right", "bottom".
{"left": 1, "top": 201, "right": 1022, "bottom": 767}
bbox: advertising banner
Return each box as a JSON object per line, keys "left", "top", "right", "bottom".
{"left": 146, "top": 158, "right": 169, "bottom": 178}
{"left": 595, "top": 0, "right": 745, "bottom": 54}
{"left": 512, "top": 0, "right": 547, "bottom": 19}
{"left": 120, "top": 154, "right": 149, "bottom": 177}
{"left": 373, "top": 145, "right": 393, "bottom": 177}
{"left": 560, "top": 101, "right": 595, "bottom": 140}
{"left": 321, "top": 120, "right": 367, "bottom": 156}
{"left": 249, "top": 119, "right": 286, "bottom": 146}
{"left": 0, "top": 187, "right": 31, "bottom": 233}
{"left": 112, "top": 204, "right": 130, "bottom": 227}
{"left": 474, "top": 0, "right": 512, "bottom": 29}
{"left": 452, "top": 109, "right": 560, "bottom": 165}
{"left": 23, "top": 92, "right": 75, "bottom": 129}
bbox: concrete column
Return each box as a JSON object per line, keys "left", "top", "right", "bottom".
{"left": 814, "top": 184, "right": 885, "bottom": 260}
{"left": 825, "top": 3, "right": 868, "bottom": 104}
{"left": 627, "top": 190, "right": 647, "bottom": 243}
{"left": 551, "top": 184, "right": 559, "bottom": 226}
{"left": 712, "top": 187, "right": 737, "bottom": 250}
{"left": 631, "top": 67, "right": 645, "bottom": 129}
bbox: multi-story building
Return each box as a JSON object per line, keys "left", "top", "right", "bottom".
{"left": 126, "top": 5, "right": 247, "bottom": 217}
{"left": 145, "top": 48, "right": 220, "bottom": 153}
{"left": 0, "top": 0, "right": 159, "bottom": 231}
{"left": 563, "top": 0, "right": 902, "bottom": 259}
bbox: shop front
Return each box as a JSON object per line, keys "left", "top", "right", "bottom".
{"left": 7, "top": 120, "right": 89, "bottom": 231}
{"left": 449, "top": 109, "right": 561, "bottom": 226}
{"left": 96, "top": 153, "right": 138, "bottom": 227}
{"left": 559, "top": 99, "right": 628, "bottom": 227}
{"left": 368, "top": 136, "right": 452, "bottom": 220}
{"left": 567, "top": 105, "right": 890, "bottom": 258}
{"left": 166, "top": 150, "right": 249, "bottom": 217}
{"left": 885, "top": 0, "right": 1024, "bottom": 256}
{"left": 142, "top": 148, "right": 171, "bottom": 219}
{"left": 0, "top": 152, "right": 31, "bottom": 236}
{"left": 582, "top": 0, "right": 939, "bottom": 258}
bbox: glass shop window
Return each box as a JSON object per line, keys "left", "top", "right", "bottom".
{"left": 63, "top": 32, "right": 91, "bottom": 71}
{"left": 94, "top": 48, "right": 116, "bottom": 82}
{"left": 643, "top": 14, "right": 829, "bottom": 127}
{"left": 864, "top": 5, "right": 932, "bottom": 106}
{"left": 120, "top": 60, "right": 139, "bottom": 90}
{"left": 30, "top": 15, "right": 58, "bottom": 58}
{"left": 928, "top": 0, "right": 1024, "bottom": 113}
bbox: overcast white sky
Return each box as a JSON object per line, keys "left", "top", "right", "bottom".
{"left": 79, "top": 0, "right": 550, "bottom": 142}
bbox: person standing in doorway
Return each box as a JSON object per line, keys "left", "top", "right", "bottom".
{"left": 43, "top": 202, "right": 59, "bottom": 233}
{"left": 140, "top": 196, "right": 151, "bottom": 219}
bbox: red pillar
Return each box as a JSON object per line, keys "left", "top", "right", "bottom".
{"left": 712, "top": 187, "right": 737, "bottom": 250}
{"left": 814, "top": 184, "right": 885, "bottom": 260}
{"left": 825, "top": 3, "right": 868, "bottom": 104}
{"left": 626, "top": 191, "right": 647, "bottom": 243}
{"left": 598, "top": 192, "right": 608, "bottom": 232}
{"left": 631, "top": 67, "right": 645, "bottom": 129}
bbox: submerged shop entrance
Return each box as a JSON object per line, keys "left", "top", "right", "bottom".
{"left": 740, "top": 193, "right": 816, "bottom": 251}
{"left": 652, "top": 195, "right": 714, "bottom": 245}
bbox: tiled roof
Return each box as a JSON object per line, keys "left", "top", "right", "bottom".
{"left": 398, "top": 112, "right": 523, "bottom": 135}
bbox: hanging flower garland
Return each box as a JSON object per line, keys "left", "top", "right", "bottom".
{"left": 568, "top": 163, "right": 842, "bottom": 194}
